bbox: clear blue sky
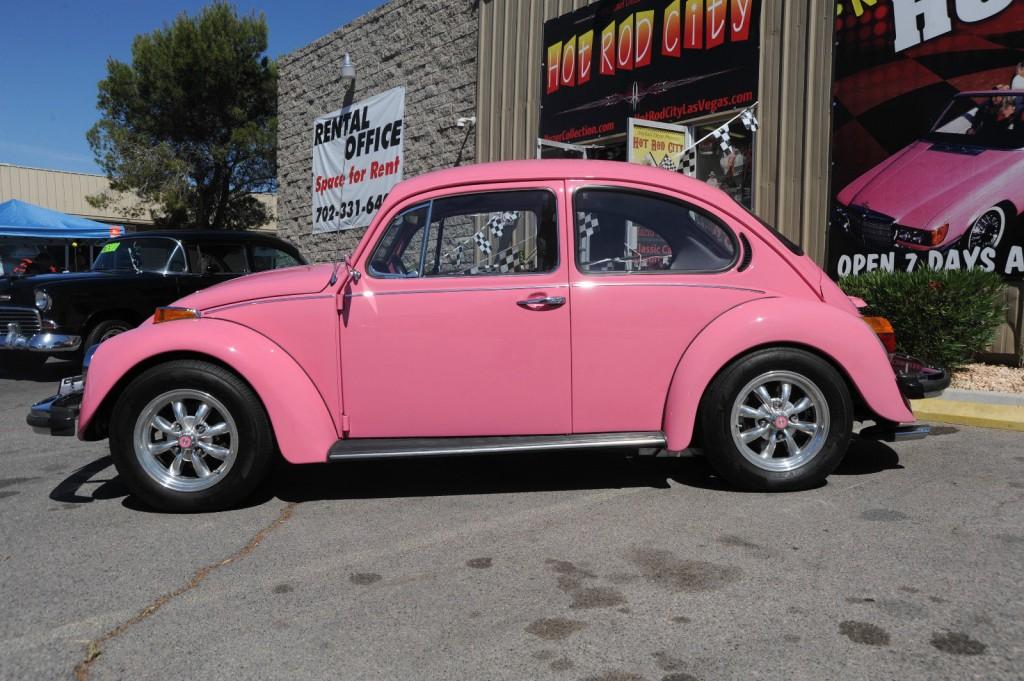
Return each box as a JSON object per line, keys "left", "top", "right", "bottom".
{"left": 0, "top": 1, "right": 385, "bottom": 175}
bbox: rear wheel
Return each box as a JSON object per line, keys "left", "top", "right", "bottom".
{"left": 700, "top": 348, "right": 853, "bottom": 492}
{"left": 109, "top": 359, "right": 275, "bottom": 511}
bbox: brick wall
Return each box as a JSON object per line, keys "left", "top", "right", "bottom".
{"left": 276, "top": 0, "right": 479, "bottom": 262}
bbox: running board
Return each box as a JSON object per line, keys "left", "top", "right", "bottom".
{"left": 327, "top": 432, "right": 667, "bottom": 461}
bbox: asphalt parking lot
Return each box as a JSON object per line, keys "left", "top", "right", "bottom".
{"left": 1, "top": 360, "right": 1022, "bottom": 681}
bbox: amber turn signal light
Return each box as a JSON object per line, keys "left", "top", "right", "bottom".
{"left": 153, "top": 307, "right": 201, "bottom": 324}
{"left": 863, "top": 316, "right": 896, "bottom": 353}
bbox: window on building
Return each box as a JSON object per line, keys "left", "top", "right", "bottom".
{"left": 691, "top": 117, "right": 754, "bottom": 209}
{"left": 574, "top": 188, "right": 737, "bottom": 274}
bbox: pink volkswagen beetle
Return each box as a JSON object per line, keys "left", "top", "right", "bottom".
{"left": 29, "top": 160, "right": 947, "bottom": 511}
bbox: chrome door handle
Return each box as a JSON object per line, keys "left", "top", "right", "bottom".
{"left": 516, "top": 296, "right": 566, "bottom": 308}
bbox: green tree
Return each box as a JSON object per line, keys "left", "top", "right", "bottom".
{"left": 87, "top": 2, "right": 277, "bottom": 229}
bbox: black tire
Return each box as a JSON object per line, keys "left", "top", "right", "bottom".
{"left": 699, "top": 348, "right": 853, "bottom": 492}
{"left": 83, "top": 319, "right": 133, "bottom": 351}
{"left": 109, "top": 359, "right": 275, "bottom": 512}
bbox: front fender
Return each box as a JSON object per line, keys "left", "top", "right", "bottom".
{"left": 78, "top": 318, "right": 338, "bottom": 464}
{"left": 662, "top": 298, "right": 915, "bottom": 450}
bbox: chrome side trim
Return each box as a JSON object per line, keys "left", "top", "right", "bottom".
{"left": 346, "top": 283, "right": 570, "bottom": 298}
{"left": 206, "top": 294, "right": 334, "bottom": 314}
{"left": 328, "top": 431, "right": 667, "bottom": 461}
{"left": 573, "top": 281, "right": 766, "bottom": 294}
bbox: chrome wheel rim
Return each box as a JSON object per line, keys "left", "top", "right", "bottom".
{"left": 968, "top": 208, "right": 1004, "bottom": 250}
{"left": 132, "top": 389, "right": 238, "bottom": 492}
{"left": 730, "top": 370, "right": 830, "bottom": 472}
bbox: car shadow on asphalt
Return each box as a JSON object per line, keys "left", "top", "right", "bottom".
{"left": 0, "top": 357, "right": 80, "bottom": 383}
{"left": 47, "top": 437, "right": 901, "bottom": 513}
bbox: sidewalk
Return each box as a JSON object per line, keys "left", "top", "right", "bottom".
{"left": 912, "top": 388, "right": 1024, "bottom": 432}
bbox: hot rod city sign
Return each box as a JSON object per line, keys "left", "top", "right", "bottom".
{"left": 546, "top": 0, "right": 755, "bottom": 94}
{"left": 540, "top": 0, "right": 760, "bottom": 143}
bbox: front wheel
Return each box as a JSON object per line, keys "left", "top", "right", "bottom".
{"left": 109, "top": 359, "right": 275, "bottom": 511}
{"left": 699, "top": 348, "right": 853, "bottom": 492}
{"left": 962, "top": 206, "right": 1006, "bottom": 250}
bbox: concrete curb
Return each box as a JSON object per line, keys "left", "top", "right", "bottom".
{"left": 911, "top": 396, "right": 1024, "bottom": 432}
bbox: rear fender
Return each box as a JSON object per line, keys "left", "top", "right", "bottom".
{"left": 662, "top": 298, "right": 915, "bottom": 450}
{"left": 78, "top": 318, "right": 337, "bottom": 464}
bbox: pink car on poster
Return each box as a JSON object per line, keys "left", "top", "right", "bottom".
{"left": 29, "top": 160, "right": 947, "bottom": 511}
{"left": 835, "top": 91, "right": 1024, "bottom": 252}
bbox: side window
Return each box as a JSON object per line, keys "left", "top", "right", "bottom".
{"left": 423, "top": 190, "right": 558, "bottom": 277}
{"left": 369, "top": 204, "right": 430, "bottom": 277}
{"left": 252, "top": 245, "right": 301, "bottom": 272}
{"left": 574, "top": 188, "right": 736, "bottom": 273}
{"left": 198, "top": 243, "right": 249, "bottom": 275}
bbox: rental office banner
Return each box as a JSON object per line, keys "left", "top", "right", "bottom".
{"left": 311, "top": 86, "right": 405, "bottom": 233}
{"left": 540, "top": 0, "right": 761, "bottom": 144}
{"left": 828, "top": 1, "right": 1024, "bottom": 280}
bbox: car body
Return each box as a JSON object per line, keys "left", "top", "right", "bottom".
{"left": 0, "top": 230, "right": 305, "bottom": 366}
{"left": 835, "top": 90, "right": 1024, "bottom": 252}
{"left": 29, "top": 160, "right": 946, "bottom": 510}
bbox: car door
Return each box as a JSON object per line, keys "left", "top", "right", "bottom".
{"left": 566, "top": 182, "right": 764, "bottom": 434}
{"left": 340, "top": 181, "right": 572, "bottom": 438}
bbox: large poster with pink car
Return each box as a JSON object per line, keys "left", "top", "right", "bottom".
{"left": 828, "top": 0, "right": 1024, "bottom": 280}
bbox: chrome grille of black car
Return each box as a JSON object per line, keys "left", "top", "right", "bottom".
{"left": 847, "top": 208, "right": 896, "bottom": 249}
{"left": 0, "top": 306, "right": 42, "bottom": 335}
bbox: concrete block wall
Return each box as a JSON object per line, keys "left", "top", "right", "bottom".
{"left": 277, "top": 0, "right": 479, "bottom": 263}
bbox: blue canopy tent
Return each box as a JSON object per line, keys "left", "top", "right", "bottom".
{"left": 0, "top": 199, "right": 114, "bottom": 239}
{"left": 0, "top": 200, "right": 119, "bottom": 274}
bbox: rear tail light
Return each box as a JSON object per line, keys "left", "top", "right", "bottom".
{"left": 863, "top": 316, "right": 896, "bottom": 353}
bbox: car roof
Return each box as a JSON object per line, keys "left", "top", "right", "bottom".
{"left": 387, "top": 159, "right": 722, "bottom": 206}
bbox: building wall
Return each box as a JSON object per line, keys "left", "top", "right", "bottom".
{"left": 0, "top": 163, "right": 154, "bottom": 228}
{"left": 476, "top": 0, "right": 836, "bottom": 268}
{"left": 276, "top": 0, "right": 479, "bottom": 263}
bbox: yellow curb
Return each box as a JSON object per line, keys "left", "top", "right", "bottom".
{"left": 911, "top": 399, "right": 1024, "bottom": 432}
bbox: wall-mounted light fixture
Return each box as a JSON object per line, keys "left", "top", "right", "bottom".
{"left": 341, "top": 53, "right": 356, "bottom": 87}
{"left": 456, "top": 116, "right": 476, "bottom": 128}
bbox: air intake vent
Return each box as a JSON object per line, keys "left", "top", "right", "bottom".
{"left": 738, "top": 234, "right": 752, "bottom": 272}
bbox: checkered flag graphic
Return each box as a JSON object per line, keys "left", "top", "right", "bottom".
{"left": 453, "top": 244, "right": 464, "bottom": 268}
{"left": 486, "top": 211, "right": 519, "bottom": 238}
{"left": 659, "top": 154, "right": 677, "bottom": 172}
{"left": 741, "top": 109, "right": 759, "bottom": 132}
{"left": 577, "top": 212, "right": 600, "bottom": 238}
{"left": 474, "top": 231, "right": 491, "bottom": 256}
{"left": 678, "top": 147, "right": 697, "bottom": 177}
{"left": 498, "top": 251, "right": 520, "bottom": 273}
{"left": 711, "top": 126, "right": 732, "bottom": 153}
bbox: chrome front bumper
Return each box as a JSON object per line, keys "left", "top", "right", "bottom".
{"left": 0, "top": 327, "right": 81, "bottom": 353}
{"left": 27, "top": 375, "right": 84, "bottom": 436}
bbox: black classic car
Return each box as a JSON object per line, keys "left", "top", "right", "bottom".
{"left": 0, "top": 230, "right": 305, "bottom": 368}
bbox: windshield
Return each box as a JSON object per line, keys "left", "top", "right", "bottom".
{"left": 924, "top": 93, "right": 1024, "bottom": 150}
{"left": 91, "top": 238, "right": 186, "bottom": 273}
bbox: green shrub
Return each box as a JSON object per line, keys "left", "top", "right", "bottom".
{"left": 839, "top": 269, "right": 1005, "bottom": 369}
